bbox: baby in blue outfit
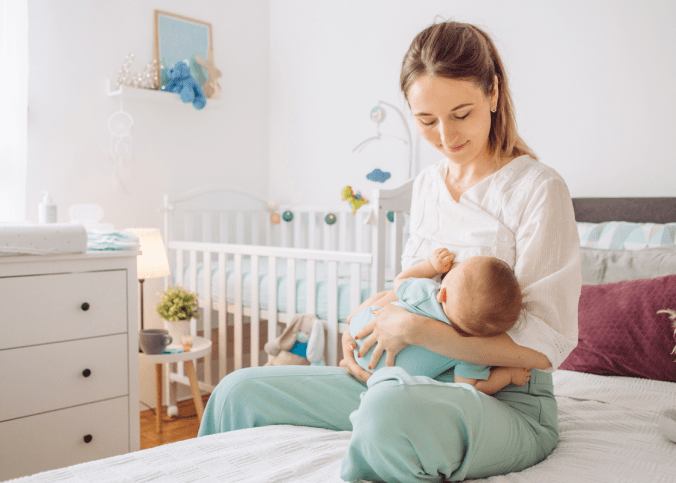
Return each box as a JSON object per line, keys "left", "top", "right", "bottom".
{"left": 349, "top": 248, "right": 530, "bottom": 394}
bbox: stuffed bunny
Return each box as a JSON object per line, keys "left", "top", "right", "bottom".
{"left": 264, "top": 314, "right": 325, "bottom": 366}
{"left": 195, "top": 50, "right": 222, "bottom": 100}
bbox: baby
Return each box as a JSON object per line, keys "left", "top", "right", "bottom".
{"left": 348, "top": 248, "right": 530, "bottom": 395}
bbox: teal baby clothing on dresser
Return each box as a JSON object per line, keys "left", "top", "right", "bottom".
{"left": 349, "top": 277, "right": 490, "bottom": 379}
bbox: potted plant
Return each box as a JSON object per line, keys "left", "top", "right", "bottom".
{"left": 156, "top": 286, "right": 199, "bottom": 342}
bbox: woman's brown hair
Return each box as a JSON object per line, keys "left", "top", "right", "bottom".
{"left": 400, "top": 21, "right": 537, "bottom": 163}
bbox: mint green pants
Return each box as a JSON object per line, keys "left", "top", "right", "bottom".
{"left": 198, "top": 366, "right": 558, "bottom": 482}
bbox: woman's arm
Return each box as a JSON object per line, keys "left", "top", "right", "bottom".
{"left": 355, "top": 305, "right": 551, "bottom": 371}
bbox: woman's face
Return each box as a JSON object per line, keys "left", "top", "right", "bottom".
{"left": 407, "top": 75, "right": 497, "bottom": 165}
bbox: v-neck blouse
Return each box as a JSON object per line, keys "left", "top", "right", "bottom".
{"left": 402, "top": 155, "right": 581, "bottom": 371}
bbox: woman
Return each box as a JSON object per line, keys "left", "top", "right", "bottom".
{"left": 199, "top": 21, "right": 580, "bottom": 482}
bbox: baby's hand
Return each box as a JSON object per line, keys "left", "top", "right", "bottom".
{"left": 430, "top": 248, "right": 455, "bottom": 274}
{"left": 509, "top": 367, "right": 531, "bottom": 386}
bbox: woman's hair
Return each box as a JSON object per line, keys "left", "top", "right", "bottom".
{"left": 448, "top": 257, "right": 522, "bottom": 337}
{"left": 400, "top": 20, "right": 537, "bottom": 163}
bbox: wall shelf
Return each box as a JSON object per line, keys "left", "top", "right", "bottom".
{"left": 106, "top": 80, "right": 222, "bottom": 110}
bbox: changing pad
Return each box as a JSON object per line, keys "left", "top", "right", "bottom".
{"left": 0, "top": 224, "right": 87, "bottom": 256}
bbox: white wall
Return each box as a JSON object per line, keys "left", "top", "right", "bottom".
{"left": 269, "top": 0, "right": 676, "bottom": 205}
{"left": 27, "top": 0, "right": 270, "bottom": 409}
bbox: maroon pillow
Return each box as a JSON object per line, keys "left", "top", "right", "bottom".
{"left": 559, "top": 274, "right": 676, "bottom": 382}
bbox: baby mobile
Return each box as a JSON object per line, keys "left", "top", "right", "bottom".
{"left": 341, "top": 101, "right": 413, "bottom": 222}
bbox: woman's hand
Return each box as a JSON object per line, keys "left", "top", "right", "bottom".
{"left": 354, "top": 304, "right": 412, "bottom": 370}
{"left": 339, "top": 330, "right": 372, "bottom": 383}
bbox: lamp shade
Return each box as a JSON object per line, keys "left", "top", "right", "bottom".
{"left": 124, "top": 228, "right": 171, "bottom": 280}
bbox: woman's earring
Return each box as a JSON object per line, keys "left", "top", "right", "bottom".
{"left": 491, "top": 107, "right": 496, "bottom": 113}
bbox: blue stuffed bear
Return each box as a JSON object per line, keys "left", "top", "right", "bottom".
{"left": 163, "top": 61, "right": 206, "bottom": 110}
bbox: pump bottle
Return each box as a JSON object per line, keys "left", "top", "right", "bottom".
{"left": 39, "top": 191, "right": 57, "bottom": 224}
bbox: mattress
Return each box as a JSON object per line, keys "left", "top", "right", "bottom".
{"left": 178, "top": 259, "right": 383, "bottom": 323}
{"left": 10, "top": 370, "right": 676, "bottom": 483}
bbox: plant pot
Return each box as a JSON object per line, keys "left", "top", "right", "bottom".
{"left": 163, "top": 319, "right": 191, "bottom": 344}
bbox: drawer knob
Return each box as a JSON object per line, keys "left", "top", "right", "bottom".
{"left": 83, "top": 434, "right": 93, "bottom": 444}
{"left": 82, "top": 368, "right": 91, "bottom": 378}
{"left": 81, "top": 302, "right": 90, "bottom": 311}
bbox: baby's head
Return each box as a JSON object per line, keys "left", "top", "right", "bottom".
{"left": 437, "top": 256, "right": 521, "bottom": 337}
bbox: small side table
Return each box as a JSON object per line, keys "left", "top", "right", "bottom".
{"left": 139, "top": 336, "right": 212, "bottom": 433}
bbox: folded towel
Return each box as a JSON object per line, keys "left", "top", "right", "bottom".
{"left": 86, "top": 229, "right": 139, "bottom": 251}
{"left": 0, "top": 224, "right": 88, "bottom": 256}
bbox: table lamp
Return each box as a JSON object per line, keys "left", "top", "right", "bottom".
{"left": 124, "top": 228, "right": 171, "bottom": 330}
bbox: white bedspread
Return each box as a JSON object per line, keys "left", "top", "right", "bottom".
{"left": 9, "top": 371, "right": 676, "bottom": 483}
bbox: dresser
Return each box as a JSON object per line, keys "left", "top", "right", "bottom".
{"left": 0, "top": 252, "right": 140, "bottom": 480}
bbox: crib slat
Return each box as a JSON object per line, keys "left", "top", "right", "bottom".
{"left": 294, "top": 214, "right": 302, "bottom": 248}
{"left": 327, "top": 261, "right": 338, "bottom": 366}
{"left": 176, "top": 250, "right": 184, "bottom": 287}
{"left": 392, "top": 212, "right": 403, "bottom": 278}
{"left": 189, "top": 250, "right": 197, "bottom": 294}
{"left": 266, "top": 214, "right": 273, "bottom": 246}
{"left": 236, "top": 213, "right": 245, "bottom": 245}
{"left": 323, "top": 219, "right": 331, "bottom": 251}
{"left": 339, "top": 212, "right": 347, "bottom": 252}
{"left": 287, "top": 258, "right": 296, "bottom": 318}
{"left": 202, "top": 250, "right": 212, "bottom": 384}
{"left": 234, "top": 253, "right": 243, "bottom": 371}
{"left": 219, "top": 212, "right": 229, "bottom": 244}
{"left": 281, "top": 218, "right": 289, "bottom": 247}
{"left": 309, "top": 212, "right": 317, "bottom": 249}
{"left": 250, "top": 255, "right": 260, "bottom": 367}
{"left": 185, "top": 211, "right": 194, "bottom": 241}
{"left": 252, "top": 213, "right": 260, "bottom": 246}
{"left": 203, "top": 212, "right": 212, "bottom": 242}
{"left": 355, "top": 214, "right": 364, "bottom": 252}
{"left": 350, "top": 262, "right": 361, "bottom": 311}
{"left": 268, "top": 256, "right": 278, "bottom": 363}
{"left": 306, "top": 259, "right": 316, "bottom": 314}
{"left": 218, "top": 252, "right": 227, "bottom": 380}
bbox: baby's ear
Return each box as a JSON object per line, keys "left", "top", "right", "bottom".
{"left": 437, "top": 288, "right": 446, "bottom": 303}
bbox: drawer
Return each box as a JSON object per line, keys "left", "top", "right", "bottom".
{"left": 0, "top": 270, "right": 127, "bottom": 349}
{"left": 0, "top": 334, "right": 128, "bottom": 421}
{"left": 0, "top": 397, "right": 129, "bottom": 481}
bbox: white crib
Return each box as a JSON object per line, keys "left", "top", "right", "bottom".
{"left": 161, "top": 180, "right": 414, "bottom": 407}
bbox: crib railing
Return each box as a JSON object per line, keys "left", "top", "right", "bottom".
{"left": 163, "top": 184, "right": 413, "bottom": 292}
{"left": 164, "top": 240, "right": 372, "bottom": 402}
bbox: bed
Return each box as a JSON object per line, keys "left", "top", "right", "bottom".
{"left": 7, "top": 194, "right": 676, "bottom": 483}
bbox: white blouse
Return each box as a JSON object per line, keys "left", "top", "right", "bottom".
{"left": 402, "top": 155, "right": 581, "bottom": 372}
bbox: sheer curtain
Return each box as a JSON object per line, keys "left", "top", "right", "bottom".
{"left": 0, "top": 0, "right": 28, "bottom": 222}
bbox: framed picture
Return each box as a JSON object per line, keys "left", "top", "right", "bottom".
{"left": 154, "top": 10, "right": 213, "bottom": 90}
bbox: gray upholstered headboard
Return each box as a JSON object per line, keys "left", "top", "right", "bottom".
{"left": 572, "top": 198, "right": 676, "bottom": 223}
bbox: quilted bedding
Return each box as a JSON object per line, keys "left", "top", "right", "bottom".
{"left": 9, "top": 370, "right": 676, "bottom": 483}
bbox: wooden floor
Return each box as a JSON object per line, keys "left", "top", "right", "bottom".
{"left": 140, "top": 393, "right": 211, "bottom": 450}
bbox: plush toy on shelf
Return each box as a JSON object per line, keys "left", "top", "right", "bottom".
{"left": 195, "top": 49, "right": 222, "bottom": 100}
{"left": 264, "top": 314, "right": 325, "bottom": 366}
{"left": 162, "top": 61, "right": 207, "bottom": 109}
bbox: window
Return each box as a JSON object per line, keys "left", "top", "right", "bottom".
{"left": 0, "top": 0, "right": 28, "bottom": 222}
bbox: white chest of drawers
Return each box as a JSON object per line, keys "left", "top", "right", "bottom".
{"left": 0, "top": 252, "right": 140, "bottom": 481}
